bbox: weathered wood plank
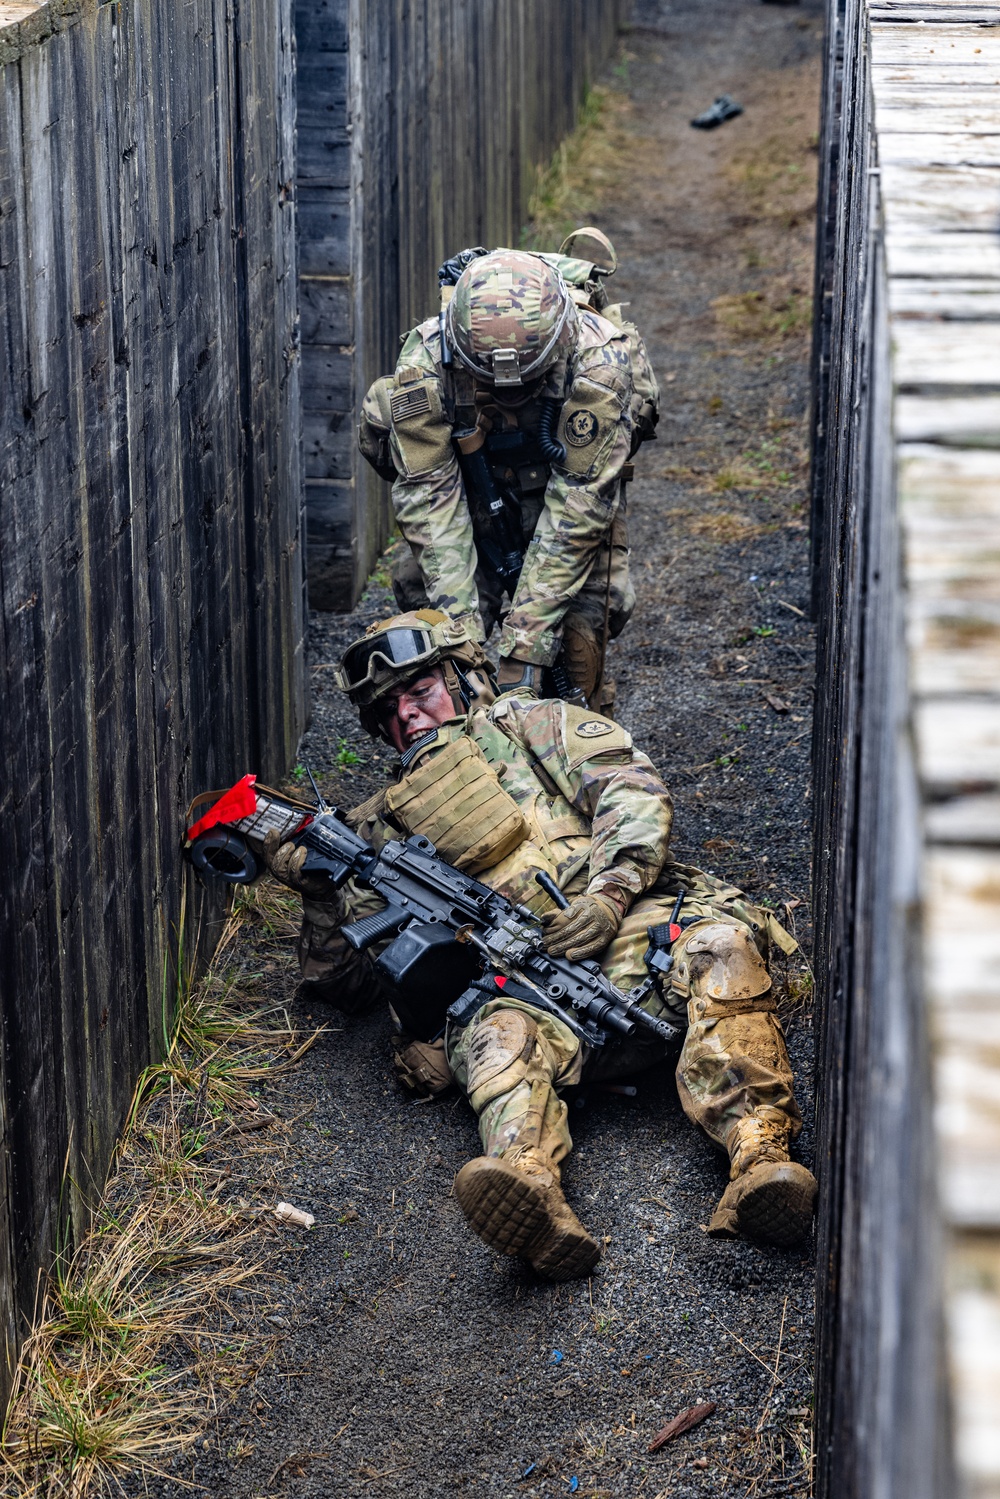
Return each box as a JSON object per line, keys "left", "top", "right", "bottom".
{"left": 297, "top": 191, "right": 351, "bottom": 276}
{"left": 299, "top": 277, "right": 353, "bottom": 343}
{"left": 297, "top": 128, "right": 351, "bottom": 186}
{"left": 892, "top": 321, "right": 1000, "bottom": 383}
{"left": 924, "top": 850, "right": 1000, "bottom": 1230}
{"left": 879, "top": 163, "right": 1000, "bottom": 228}
{"left": 877, "top": 129, "right": 1000, "bottom": 164}
{"left": 915, "top": 698, "right": 1000, "bottom": 788}
{"left": 895, "top": 391, "right": 1000, "bottom": 438}
{"left": 301, "top": 345, "right": 353, "bottom": 408}
{"left": 899, "top": 448, "right": 1000, "bottom": 698}
{"left": 943, "top": 1238, "right": 1000, "bottom": 1491}
{"left": 872, "top": 24, "right": 1000, "bottom": 66}
{"left": 885, "top": 230, "right": 1000, "bottom": 276}
{"left": 889, "top": 278, "right": 1000, "bottom": 316}
{"left": 874, "top": 98, "right": 1000, "bottom": 136}
{"left": 302, "top": 408, "right": 355, "bottom": 479}
{"left": 0, "top": 0, "right": 304, "bottom": 1401}
{"left": 874, "top": 62, "right": 1000, "bottom": 82}
{"left": 925, "top": 791, "right": 1000, "bottom": 842}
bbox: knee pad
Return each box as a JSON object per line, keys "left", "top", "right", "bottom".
{"left": 671, "top": 920, "right": 773, "bottom": 1019}
{"left": 466, "top": 1009, "right": 541, "bottom": 1114}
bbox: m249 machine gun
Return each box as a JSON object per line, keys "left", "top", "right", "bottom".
{"left": 184, "top": 777, "right": 682, "bottom": 1050}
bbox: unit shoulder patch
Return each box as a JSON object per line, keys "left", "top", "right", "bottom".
{"left": 561, "top": 705, "right": 633, "bottom": 769}
{"left": 565, "top": 408, "right": 599, "bottom": 448}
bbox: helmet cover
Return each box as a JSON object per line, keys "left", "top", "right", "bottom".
{"left": 445, "top": 250, "right": 576, "bottom": 388}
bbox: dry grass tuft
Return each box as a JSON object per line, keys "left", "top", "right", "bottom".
{"left": 726, "top": 131, "right": 818, "bottom": 230}
{"left": 232, "top": 877, "right": 303, "bottom": 943}
{"left": 710, "top": 433, "right": 808, "bottom": 496}
{"left": 522, "top": 81, "right": 633, "bottom": 249}
{"left": 712, "top": 288, "right": 812, "bottom": 343}
{"left": 689, "top": 512, "right": 763, "bottom": 543}
{"left": 1, "top": 891, "right": 319, "bottom": 1497}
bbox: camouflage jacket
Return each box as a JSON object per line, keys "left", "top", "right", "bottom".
{"left": 373, "top": 306, "right": 635, "bottom": 664}
{"left": 296, "top": 697, "right": 673, "bottom": 1010}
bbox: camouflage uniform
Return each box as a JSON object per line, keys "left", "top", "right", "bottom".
{"left": 359, "top": 251, "right": 654, "bottom": 672}
{"left": 294, "top": 695, "right": 803, "bottom": 1194}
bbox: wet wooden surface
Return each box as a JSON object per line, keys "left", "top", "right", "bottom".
{"left": 0, "top": 0, "right": 304, "bottom": 1397}
{"left": 297, "top": 0, "right": 628, "bottom": 607}
{"left": 811, "top": 1, "right": 1000, "bottom": 1495}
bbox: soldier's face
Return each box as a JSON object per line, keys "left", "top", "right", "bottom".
{"left": 376, "top": 668, "right": 456, "bottom": 752}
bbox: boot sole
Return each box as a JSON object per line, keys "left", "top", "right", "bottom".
{"left": 454, "top": 1159, "right": 601, "bottom": 1280}
{"left": 453, "top": 1158, "right": 550, "bottom": 1257}
{"left": 527, "top": 1220, "right": 601, "bottom": 1282}
{"left": 734, "top": 1163, "right": 817, "bottom": 1248}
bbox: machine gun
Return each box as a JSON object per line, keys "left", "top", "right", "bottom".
{"left": 184, "top": 777, "right": 680, "bottom": 1050}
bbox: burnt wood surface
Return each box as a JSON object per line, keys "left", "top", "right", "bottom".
{"left": 297, "top": 0, "right": 629, "bottom": 608}
{"left": 810, "top": 1, "right": 955, "bottom": 1494}
{"left": 0, "top": 0, "right": 304, "bottom": 1397}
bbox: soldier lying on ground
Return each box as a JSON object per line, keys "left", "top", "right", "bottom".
{"left": 357, "top": 232, "right": 659, "bottom": 712}
{"left": 266, "top": 611, "right": 817, "bottom": 1281}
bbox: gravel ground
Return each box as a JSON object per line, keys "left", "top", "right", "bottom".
{"left": 143, "top": 4, "right": 824, "bottom": 1494}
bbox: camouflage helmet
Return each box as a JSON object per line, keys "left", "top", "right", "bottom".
{"left": 444, "top": 249, "right": 576, "bottom": 389}
{"left": 333, "top": 609, "right": 494, "bottom": 739}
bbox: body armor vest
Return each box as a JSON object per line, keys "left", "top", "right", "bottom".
{"left": 384, "top": 721, "right": 592, "bottom": 915}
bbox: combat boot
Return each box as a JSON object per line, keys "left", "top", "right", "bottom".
{"left": 454, "top": 1144, "right": 600, "bottom": 1281}
{"left": 708, "top": 1105, "right": 816, "bottom": 1248}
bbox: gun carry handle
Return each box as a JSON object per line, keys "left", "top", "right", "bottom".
{"left": 342, "top": 904, "right": 408, "bottom": 952}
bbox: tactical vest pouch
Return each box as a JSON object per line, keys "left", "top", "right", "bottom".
{"left": 384, "top": 735, "right": 528, "bottom": 875}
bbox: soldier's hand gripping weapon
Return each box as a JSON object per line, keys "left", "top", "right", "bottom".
{"left": 184, "top": 777, "right": 680, "bottom": 1050}
{"left": 450, "top": 423, "right": 586, "bottom": 706}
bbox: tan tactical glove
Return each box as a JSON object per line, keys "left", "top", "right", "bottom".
{"left": 262, "top": 830, "right": 331, "bottom": 901}
{"left": 542, "top": 893, "right": 622, "bottom": 962}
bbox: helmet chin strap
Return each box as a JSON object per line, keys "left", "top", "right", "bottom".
{"left": 443, "top": 658, "right": 471, "bottom": 714}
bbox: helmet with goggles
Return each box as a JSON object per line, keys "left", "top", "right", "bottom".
{"left": 333, "top": 610, "right": 495, "bottom": 739}
{"left": 444, "top": 249, "right": 576, "bottom": 390}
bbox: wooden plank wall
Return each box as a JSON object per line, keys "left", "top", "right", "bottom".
{"left": 0, "top": 0, "right": 304, "bottom": 1398}
{"left": 297, "top": 0, "right": 629, "bottom": 608}
{"left": 811, "top": 1, "right": 1000, "bottom": 1494}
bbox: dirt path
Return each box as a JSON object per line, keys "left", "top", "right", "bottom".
{"left": 154, "top": 5, "right": 825, "bottom": 1494}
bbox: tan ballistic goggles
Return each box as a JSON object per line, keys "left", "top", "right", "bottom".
{"left": 334, "top": 626, "right": 439, "bottom": 702}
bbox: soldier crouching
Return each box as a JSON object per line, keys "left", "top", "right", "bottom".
{"left": 266, "top": 612, "right": 817, "bottom": 1280}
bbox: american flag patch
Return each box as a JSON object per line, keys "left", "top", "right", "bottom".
{"left": 390, "top": 384, "right": 431, "bottom": 422}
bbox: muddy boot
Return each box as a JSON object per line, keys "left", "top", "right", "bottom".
{"left": 560, "top": 620, "right": 601, "bottom": 707}
{"left": 708, "top": 1106, "right": 817, "bottom": 1248}
{"left": 454, "top": 1144, "right": 600, "bottom": 1281}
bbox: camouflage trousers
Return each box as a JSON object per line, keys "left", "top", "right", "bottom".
{"left": 391, "top": 492, "right": 635, "bottom": 669}
{"left": 445, "top": 884, "right": 801, "bottom": 1168}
